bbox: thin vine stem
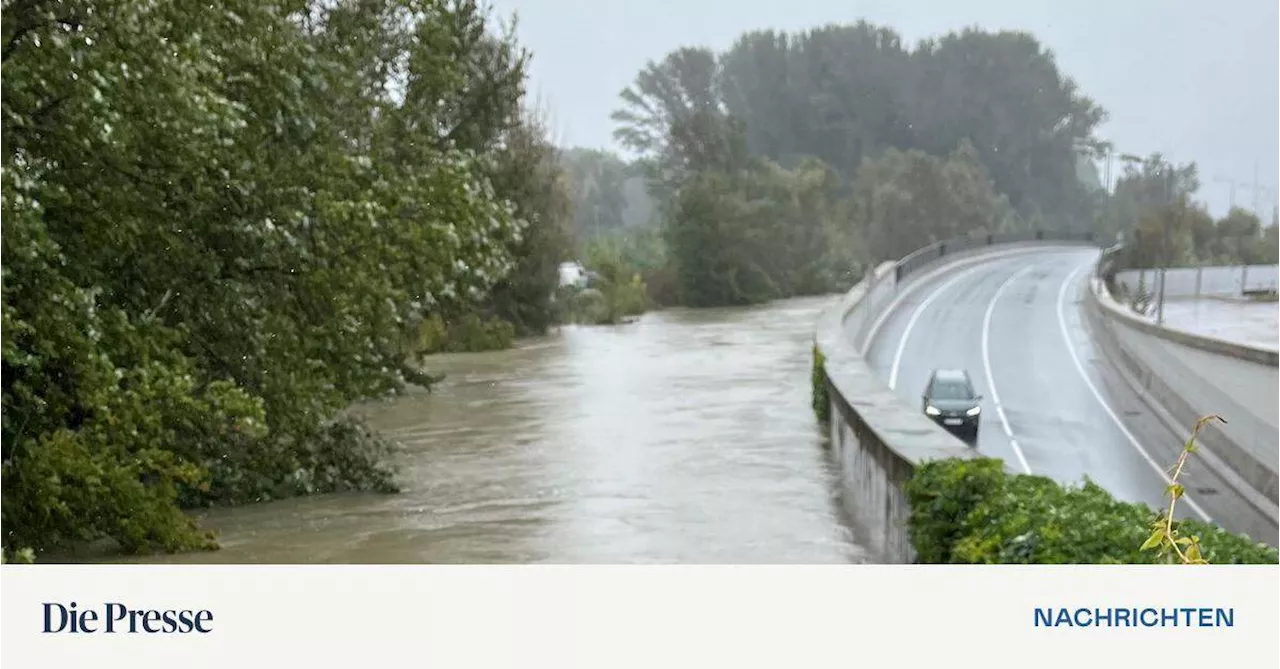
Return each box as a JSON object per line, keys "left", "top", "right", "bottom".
{"left": 1142, "top": 414, "right": 1225, "bottom": 565}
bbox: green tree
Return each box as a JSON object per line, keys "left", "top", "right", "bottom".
{"left": 562, "top": 148, "right": 630, "bottom": 239}
{"left": 1127, "top": 197, "right": 1205, "bottom": 269}
{"left": 615, "top": 22, "right": 1111, "bottom": 306}
{"left": 1, "top": 0, "right": 545, "bottom": 557}
{"left": 1095, "top": 154, "right": 1272, "bottom": 269}
{"left": 720, "top": 23, "right": 914, "bottom": 176}
{"left": 1213, "top": 207, "right": 1270, "bottom": 265}
{"left": 851, "top": 142, "right": 1015, "bottom": 262}
{"left": 908, "top": 29, "right": 1105, "bottom": 229}
{"left": 485, "top": 110, "right": 574, "bottom": 336}
{"left": 611, "top": 46, "right": 730, "bottom": 185}
{"left": 1261, "top": 224, "right": 1280, "bottom": 265}
{"left": 655, "top": 118, "right": 850, "bottom": 306}
{"left": 714, "top": 24, "right": 1104, "bottom": 223}
{"left": 1101, "top": 154, "right": 1200, "bottom": 243}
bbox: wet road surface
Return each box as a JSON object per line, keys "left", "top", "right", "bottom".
{"left": 862, "top": 248, "right": 1277, "bottom": 543}
{"left": 143, "top": 297, "right": 866, "bottom": 563}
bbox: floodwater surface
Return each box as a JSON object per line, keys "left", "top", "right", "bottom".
{"left": 144, "top": 296, "right": 866, "bottom": 563}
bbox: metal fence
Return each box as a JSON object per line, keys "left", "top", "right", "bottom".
{"left": 1114, "top": 265, "right": 1279, "bottom": 301}
{"left": 847, "top": 229, "right": 1099, "bottom": 350}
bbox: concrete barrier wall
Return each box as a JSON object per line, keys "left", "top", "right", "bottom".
{"left": 814, "top": 231, "right": 1097, "bottom": 563}
{"left": 1088, "top": 250, "right": 1279, "bottom": 510}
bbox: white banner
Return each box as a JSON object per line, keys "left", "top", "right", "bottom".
{"left": 3, "top": 566, "right": 1276, "bottom": 668}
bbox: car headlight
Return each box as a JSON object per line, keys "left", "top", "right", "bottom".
{"left": 966, "top": 406, "right": 981, "bottom": 416}
{"left": 925, "top": 405, "right": 940, "bottom": 416}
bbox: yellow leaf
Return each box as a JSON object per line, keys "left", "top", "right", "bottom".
{"left": 1141, "top": 530, "right": 1163, "bottom": 551}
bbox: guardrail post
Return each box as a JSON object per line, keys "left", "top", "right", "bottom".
{"left": 939, "top": 243, "right": 946, "bottom": 257}
{"left": 1036, "top": 230, "right": 1044, "bottom": 241}
{"left": 1241, "top": 265, "right": 1249, "bottom": 295}
{"left": 986, "top": 234, "right": 993, "bottom": 246}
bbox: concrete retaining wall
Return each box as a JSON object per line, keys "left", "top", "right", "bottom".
{"left": 814, "top": 231, "right": 1097, "bottom": 563}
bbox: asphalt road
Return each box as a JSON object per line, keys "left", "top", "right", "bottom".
{"left": 862, "top": 247, "right": 1277, "bottom": 544}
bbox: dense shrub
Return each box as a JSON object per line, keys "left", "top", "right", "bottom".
{"left": 416, "top": 313, "right": 516, "bottom": 355}
{"left": 552, "top": 234, "right": 653, "bottom": 325}
{"left": 905, "top": 458, "right": 1279, "bottom": 564}
{"left": 553, "top": 280, "right": 648, "bottom": 326}
{"left": 2, "top": 548, "right": 37, "bottom": 564}
{"left": 1, "top": 0, "right": 552, "bottom": 558}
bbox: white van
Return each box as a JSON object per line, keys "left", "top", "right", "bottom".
{"left": 557, "top": 261, "right": 588, "bottom": 289}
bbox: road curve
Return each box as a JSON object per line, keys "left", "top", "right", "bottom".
{"left": 861, "top": 247, "right": 1276, "bottom": 544}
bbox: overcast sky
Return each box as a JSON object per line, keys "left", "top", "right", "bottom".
{"left": 487, "top": 0, "right": 1278, "bottom": 218}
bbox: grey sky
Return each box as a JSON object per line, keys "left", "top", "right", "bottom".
{"left": 489, "top": 0, "right": 1278, "bottom": 218}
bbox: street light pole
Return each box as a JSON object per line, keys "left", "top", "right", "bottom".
{"left": 1253, "top": 160, "right": 1259, "bottom": 216}
{"left": 1156, "top": 267, "right": 1166, "bottom": 325}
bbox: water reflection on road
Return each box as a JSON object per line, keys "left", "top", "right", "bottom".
{"left": 151, "top": 296, "right": 866, "bottom": 563}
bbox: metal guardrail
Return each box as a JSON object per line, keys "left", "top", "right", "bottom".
{"left": 895, "top": 229, "right": 1098, "bottom": 283}
{"left": 1115, "top": 264, "right": 1279, "bottom": 302}
{"left": 846, "top": 229, "right": 1099, "bottom": 349}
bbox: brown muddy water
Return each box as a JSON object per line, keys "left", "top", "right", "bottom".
{"left": 142, "top": 296, "right": 867, "bottom": 563}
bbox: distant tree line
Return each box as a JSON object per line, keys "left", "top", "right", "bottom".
{"left": 606, "top": 23, "right": 1105, "bottom": 307}
{"left": 1, "top": 0, "right": 572, "bottom": 558}
{"left": 1098, "top": 154, "right": 1279, "bottom": 270}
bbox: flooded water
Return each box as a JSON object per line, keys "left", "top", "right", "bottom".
{"left": 145, "top": 296, "right": 866, "bottom": 563}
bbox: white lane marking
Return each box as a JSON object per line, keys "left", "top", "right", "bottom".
{"left": 981, "top": 265, "right": 1034, "bottom": 474}
{"left": 888, "top": 265, "right": 986, "bottom": 390}
{"left": 1055, "top": 262, "right": 1212, "bottom": 522}
{"left": 861, "top": 246, "right": 1047, "bottom": 356}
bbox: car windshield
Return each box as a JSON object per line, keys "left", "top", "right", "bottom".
{"left": 930, "top": 379, "right": 973, "bottom": 401}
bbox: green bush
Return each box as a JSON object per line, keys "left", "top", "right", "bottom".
{"left": 2, "top": 548, "right": 37, "bottom": 564}
{"left": 606, "top": 275, "right": 650, "bottom": 321}
{"left": 905, "top": 458, "right": 1279, "bottom": 564}
{"left": 416, "top": 313, "right": 516, "bottom": 355}
{"left": 554, "top": 281, "right": 648, "bottom": 326}
{"left": 553, "top": 236, "right": 652, "bottom": 326}
{"left": 811, "top": 345, "right": 830, "bottom": 423}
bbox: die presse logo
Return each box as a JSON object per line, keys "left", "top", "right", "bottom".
{"left": 42, "top": 601, "right": 214, "bottom": 634}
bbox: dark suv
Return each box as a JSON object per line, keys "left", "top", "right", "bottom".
{"left": 922, "top": 369, "right": 982, "bottom": 443}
